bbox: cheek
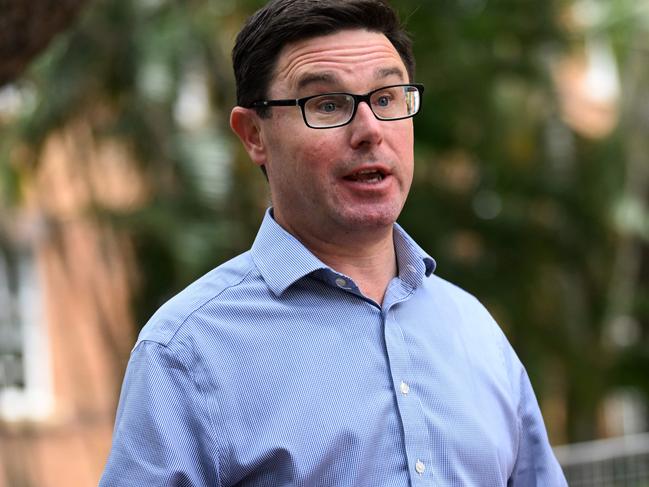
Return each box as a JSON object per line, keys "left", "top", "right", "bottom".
{"left": 266, "top": 133, "right": 328, "bottom": 193}
{"left": 395, "top": 123, "right": 415, "bottom": 153}
{"left": 291, "top": 134, "right": 339, "bottom": 173}
{"left": 389, "top": 127, "right": 414, "bottom": 167}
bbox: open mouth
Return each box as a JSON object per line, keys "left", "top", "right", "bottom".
{"left": 344, "top": 168, "right": 387, "bottom": 183}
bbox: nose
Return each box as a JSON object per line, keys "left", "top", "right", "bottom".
{"left": 348, "top": 101, "right": 383, "bottom": 149}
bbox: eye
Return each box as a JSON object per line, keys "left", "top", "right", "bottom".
{"left": 376, "top": 94, "right": 392, "bottom": 107}
{"left": 318, "top": 100, "right": 339, "bottom": 113}
{"left": 308, "top": 94, "right": 351, "bottom": 115}
{"left": 372, "top": 89, "right": 398, "bottom": 109}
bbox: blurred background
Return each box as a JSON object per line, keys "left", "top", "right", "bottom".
{"left": 0, "top": 0, "right": 648, "bottom": 485}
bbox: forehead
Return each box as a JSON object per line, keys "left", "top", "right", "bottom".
{"left": 272, "top": 29, "right": 407, "bottom": 94}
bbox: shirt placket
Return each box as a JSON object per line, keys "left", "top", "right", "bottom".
{"left": 383, "top": 284, "right": 435, "bottom": 486}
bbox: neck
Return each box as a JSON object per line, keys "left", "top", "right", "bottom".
{"left": 285, "top": 222, "right": 398, "bottom": 305}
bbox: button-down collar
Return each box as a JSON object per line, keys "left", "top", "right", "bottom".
{"left": 250, "top": 208, "right": 436, "bottom": 297}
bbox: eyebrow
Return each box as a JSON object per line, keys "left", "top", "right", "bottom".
{"left": 375, "top": 66, "right": 406, "bottom": 81}
{"left": 295, "top": 66, "right": 406, "bottom": 92}
{"left": 296, "top": 72, "right": 340, "bottom": 91}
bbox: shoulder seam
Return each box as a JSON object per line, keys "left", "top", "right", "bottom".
{"left": 170, "top": 264, "right": 257, "bottom": 345}
{"left": 147, "top": 260, "right": 258, "bottom": 347}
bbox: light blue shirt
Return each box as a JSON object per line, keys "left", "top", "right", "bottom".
{"left": 100, "top": 209, "right": 567, "bottom": 486}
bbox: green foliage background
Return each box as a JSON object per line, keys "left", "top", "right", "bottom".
{"left": 1, "top": 0, "right": 648, "bottom": 444}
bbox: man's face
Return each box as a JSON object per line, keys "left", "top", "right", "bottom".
{"left": 255, "top": 29, "right": 414, "bottom": 242}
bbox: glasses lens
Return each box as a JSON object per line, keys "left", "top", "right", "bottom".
{"left": 304, "top": 94, "right": 354, "bottom": 128}
{"left": 370, "top": 85, "right": 420, "bottom": 120}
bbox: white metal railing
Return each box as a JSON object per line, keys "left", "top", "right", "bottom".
{"left": 554, "top": 433, "right": 649, "bottom": 486}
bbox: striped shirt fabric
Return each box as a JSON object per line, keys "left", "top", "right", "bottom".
{"left": 100, "top": 209, "right": 567, "bottom": 487}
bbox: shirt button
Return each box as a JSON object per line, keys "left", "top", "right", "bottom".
{"left": 407, "top": 264, "right": 417, "bottom": 273}
{"left": 400, "top": 381, "right": 410, "bottom": 395}
{"left": 335, "top": 277, "right": 347, "bottom": 288}
{"left": 415, "top": 460, "right": 426, "bottom": 474}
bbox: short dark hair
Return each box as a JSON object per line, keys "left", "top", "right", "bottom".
{"left": 232, "top": 0, "right": 415, "bottom": 116}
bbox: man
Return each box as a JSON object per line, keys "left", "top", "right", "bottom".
{"left": 100, "top": 1, "right": 568, "bottom": 485}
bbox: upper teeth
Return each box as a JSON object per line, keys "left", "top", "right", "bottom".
{"left": 349, "top": 170, "right": 383, "bottom": 182}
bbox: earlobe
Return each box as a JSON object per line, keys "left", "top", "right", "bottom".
{"left": 230, "top": 107, "right": 267, "bottom": 166}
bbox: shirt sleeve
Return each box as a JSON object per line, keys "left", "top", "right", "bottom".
{"left": 508, "top": 353, "right": 568, "bottom": 487}
{"left": 99, "top": 339, "right": 221, "bottom": 487}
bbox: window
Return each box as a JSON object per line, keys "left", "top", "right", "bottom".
{"left": 0, "top": 242, "right": 52, "bottom": 421}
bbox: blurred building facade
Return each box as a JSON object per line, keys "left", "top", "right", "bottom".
{"left": 0, "top": 117, "right": 140, "bottom": 487}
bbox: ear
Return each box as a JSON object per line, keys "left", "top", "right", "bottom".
{"left": 230, "top": 107, "right": 268, "bottom": 167}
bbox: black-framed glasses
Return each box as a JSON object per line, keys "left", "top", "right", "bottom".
{"left": 249, "top": 83, "right": 424, "bottom": 129}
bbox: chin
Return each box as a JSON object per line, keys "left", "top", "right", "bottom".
{"left": 336, "top": 207, "right": 401, "bottom": 230}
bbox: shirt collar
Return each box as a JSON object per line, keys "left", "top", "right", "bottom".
{"left": 251, "top": 208, "right": 436, "bottom": 296}
{"left": 393, "top": 222, "right": 436, "bottom": 288}
{"left": 251, "top": 209, "right": 330, "bottom": 296}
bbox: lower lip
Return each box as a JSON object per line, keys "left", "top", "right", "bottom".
{"left": 341, "top": 174, "right": 393, "bottom": 192}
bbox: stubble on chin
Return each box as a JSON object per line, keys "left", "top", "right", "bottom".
{"left": 330, "top": 200, "right": 405, "bottom": 234}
